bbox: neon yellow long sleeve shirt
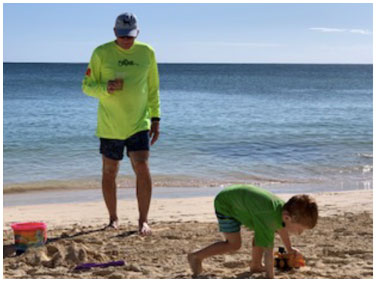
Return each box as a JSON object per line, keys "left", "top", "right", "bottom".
{"left": 82, "top": 40, "right": 160, "bottom": 139}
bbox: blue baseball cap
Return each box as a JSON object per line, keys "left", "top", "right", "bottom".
{"left": 114, "top": 12, "right": 138, "bottom": 37}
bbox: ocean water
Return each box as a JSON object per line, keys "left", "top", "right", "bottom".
{"left": 3, "top": 63, "right": 373, "bottom": 193}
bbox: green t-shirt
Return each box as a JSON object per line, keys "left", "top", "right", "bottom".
{"left": 214, "top": 184, "right": 285, "bottom": 248}
{"left": 82, "top": 40, "right": 160, "bottom": 139}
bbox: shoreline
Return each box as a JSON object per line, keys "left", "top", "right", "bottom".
{"left": 3, "top": 189, "right": 372, "bottom": 230}
{"left": 4, "top": 173, "right": 373, "bottom": 195}
{"left": 4, "top": 181, "right": 373, "bottom": 207}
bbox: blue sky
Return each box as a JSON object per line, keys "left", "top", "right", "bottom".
{"left": 3, "top": 3, "right": 373, "bottom": 63}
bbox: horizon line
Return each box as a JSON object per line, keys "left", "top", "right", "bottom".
{"left": 3, "top": 62, "right": 373, "bottom": 65}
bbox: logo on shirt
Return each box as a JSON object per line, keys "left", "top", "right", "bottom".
{"left": 118, "top": 59, "right": 138, "bottom": 67}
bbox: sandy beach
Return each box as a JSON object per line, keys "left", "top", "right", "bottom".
{"left": 3, "top": 189, "right": 373, "bottom": 279}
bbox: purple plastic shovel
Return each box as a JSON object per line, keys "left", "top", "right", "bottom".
{"left": 74, "top": 260, "right": 125, "bottom": 271}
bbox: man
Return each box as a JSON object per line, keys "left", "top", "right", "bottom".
{"left": 82, "top": 12, "right": 160, "bottom": 236}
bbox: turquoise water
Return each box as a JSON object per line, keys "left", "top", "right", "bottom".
{"left": 3, "top": 63, "right": 373, "bottom": 193}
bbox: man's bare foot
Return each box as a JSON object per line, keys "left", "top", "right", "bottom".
{"left": 139, "top": 221, "right": 152, "bottom": 236}
{"left": 105, "top": 218, "right": 119, "bottom": 230}
{"left": 188, "top": 253, "right": 202, "bottom": 276}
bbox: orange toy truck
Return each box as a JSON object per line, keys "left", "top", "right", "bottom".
{"left": 274, "top": 247, "right": 305, "bottom": 271}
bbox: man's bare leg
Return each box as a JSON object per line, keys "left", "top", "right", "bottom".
{"left": 129, "top": 150, "right": 152, "bottom": 236}
{"left": 188, "top": 232, "right": 241, "bottom": 276}
{"left": 102, "top": 155, "right": 120, "bottom": 229}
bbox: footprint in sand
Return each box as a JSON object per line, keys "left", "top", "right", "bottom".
{"left": 223, "top": 261, "right": 246, "bottom": 268}
{"left": 322, "top": 258, "right": 350, "bottom": 265}
{"left": 357, "top": 232, "right": 372, "bottom": 236}
{"left": 108, "top": 273, "right": 124, "bottom": 279}
{"left": 318, "top": 244, "right": 335, "bottom": 248}
{"left": 165, "top": 234, "right": 180, "bottom": 240}
{"left": 361, "top": 271, "right": 373, "bottom": 277}
{"left": 92, "top": 269, "right": 115, "bottom": 276}
{"left": 346, "top": 249, "right": 369, "bottom": 256}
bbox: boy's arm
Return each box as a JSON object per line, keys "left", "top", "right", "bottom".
{"left": 276, "top": 228, "right": 293, "bottom": 252}
{"left": 264, "top": 248, "right": 274, "bottom": 279}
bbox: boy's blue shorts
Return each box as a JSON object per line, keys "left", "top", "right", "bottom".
{"left": 215, "top": 211, "right": 241, "bottom": 233}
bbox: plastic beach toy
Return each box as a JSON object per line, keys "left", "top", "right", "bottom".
{"left": 274, "top": 247, "right": 305, "bottom": 271}
{"left": 74, "top": 260, "right": 125, "bottom": 271}
{"left": 11, "top": 222, "right": 47, "bottom": 254}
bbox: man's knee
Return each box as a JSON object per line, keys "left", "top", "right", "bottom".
{"left": 132, "top": 159, "right": 150, "bottom": 175}
{"left": 129, "top": 150, "right": 149, "bottom": 162}
{"left": 103, "top": 166, "right": 119, "bottom": 179}
{"left": 102, "top": 157, "right": 119, "bottom": 178}
{"left": 130, "top": 151, "right": 150, "bottom": 174}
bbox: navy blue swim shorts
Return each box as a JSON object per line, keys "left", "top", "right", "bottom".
{"left": 99, "top": 130, "right": 150, "bottom": 160}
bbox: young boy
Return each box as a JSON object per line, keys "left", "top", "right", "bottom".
{"left": 188, "top": 184, "right": 318, "bottom": 278}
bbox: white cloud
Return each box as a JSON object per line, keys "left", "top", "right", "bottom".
{"left": 310, "top": 27, "right": 371, "bottom": 35}
{"left": 310, "top": 27, "right": 346, "bottom": 33}
{"left": 349, "top": 29, "right": 371, "bottom": 35}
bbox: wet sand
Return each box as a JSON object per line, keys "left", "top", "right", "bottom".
{"left": 3, "top": 189, "right": 373, "bottom": 279}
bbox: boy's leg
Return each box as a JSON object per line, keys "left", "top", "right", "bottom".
{"left": 264, "top": 247, "right": 274, "bottom": 278}
{"left": 250, "top": 237, "right": 265, "bottom": 273}
{"left": 188, "top": 232, "right": 241, "bottom": 276}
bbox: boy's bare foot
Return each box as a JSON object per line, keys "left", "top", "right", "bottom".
{"left": 188, "top": 253, "right": 202, "bottom": 276}
{"left": 105, "top": 218, "right": 119, "bottom": 230}
{"left": 139, "top": 222, "right": 152, "bottom": 236}
{"left": 250, "top": 264, "right": 266, "bottom": 273}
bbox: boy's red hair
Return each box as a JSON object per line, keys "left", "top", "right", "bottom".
{"left": 283, "top": 194, "right": 318, "bottom": 228}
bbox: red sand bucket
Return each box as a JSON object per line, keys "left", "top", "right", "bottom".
{"left": 11, "top": 222, "right": 47, "bottom": 254}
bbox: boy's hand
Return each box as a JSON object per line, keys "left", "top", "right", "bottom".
{"left": 287, "top": 247, "right": 302, "bottom": 257}
{"left": 287, "top": 247, "right": 304, "bottom": 267}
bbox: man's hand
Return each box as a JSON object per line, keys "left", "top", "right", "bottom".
{"left": 149, "top": 121, "right": 160, "bottom": 145}
{"left": 107, "top": 79, "right": 123, "bottom": 93}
